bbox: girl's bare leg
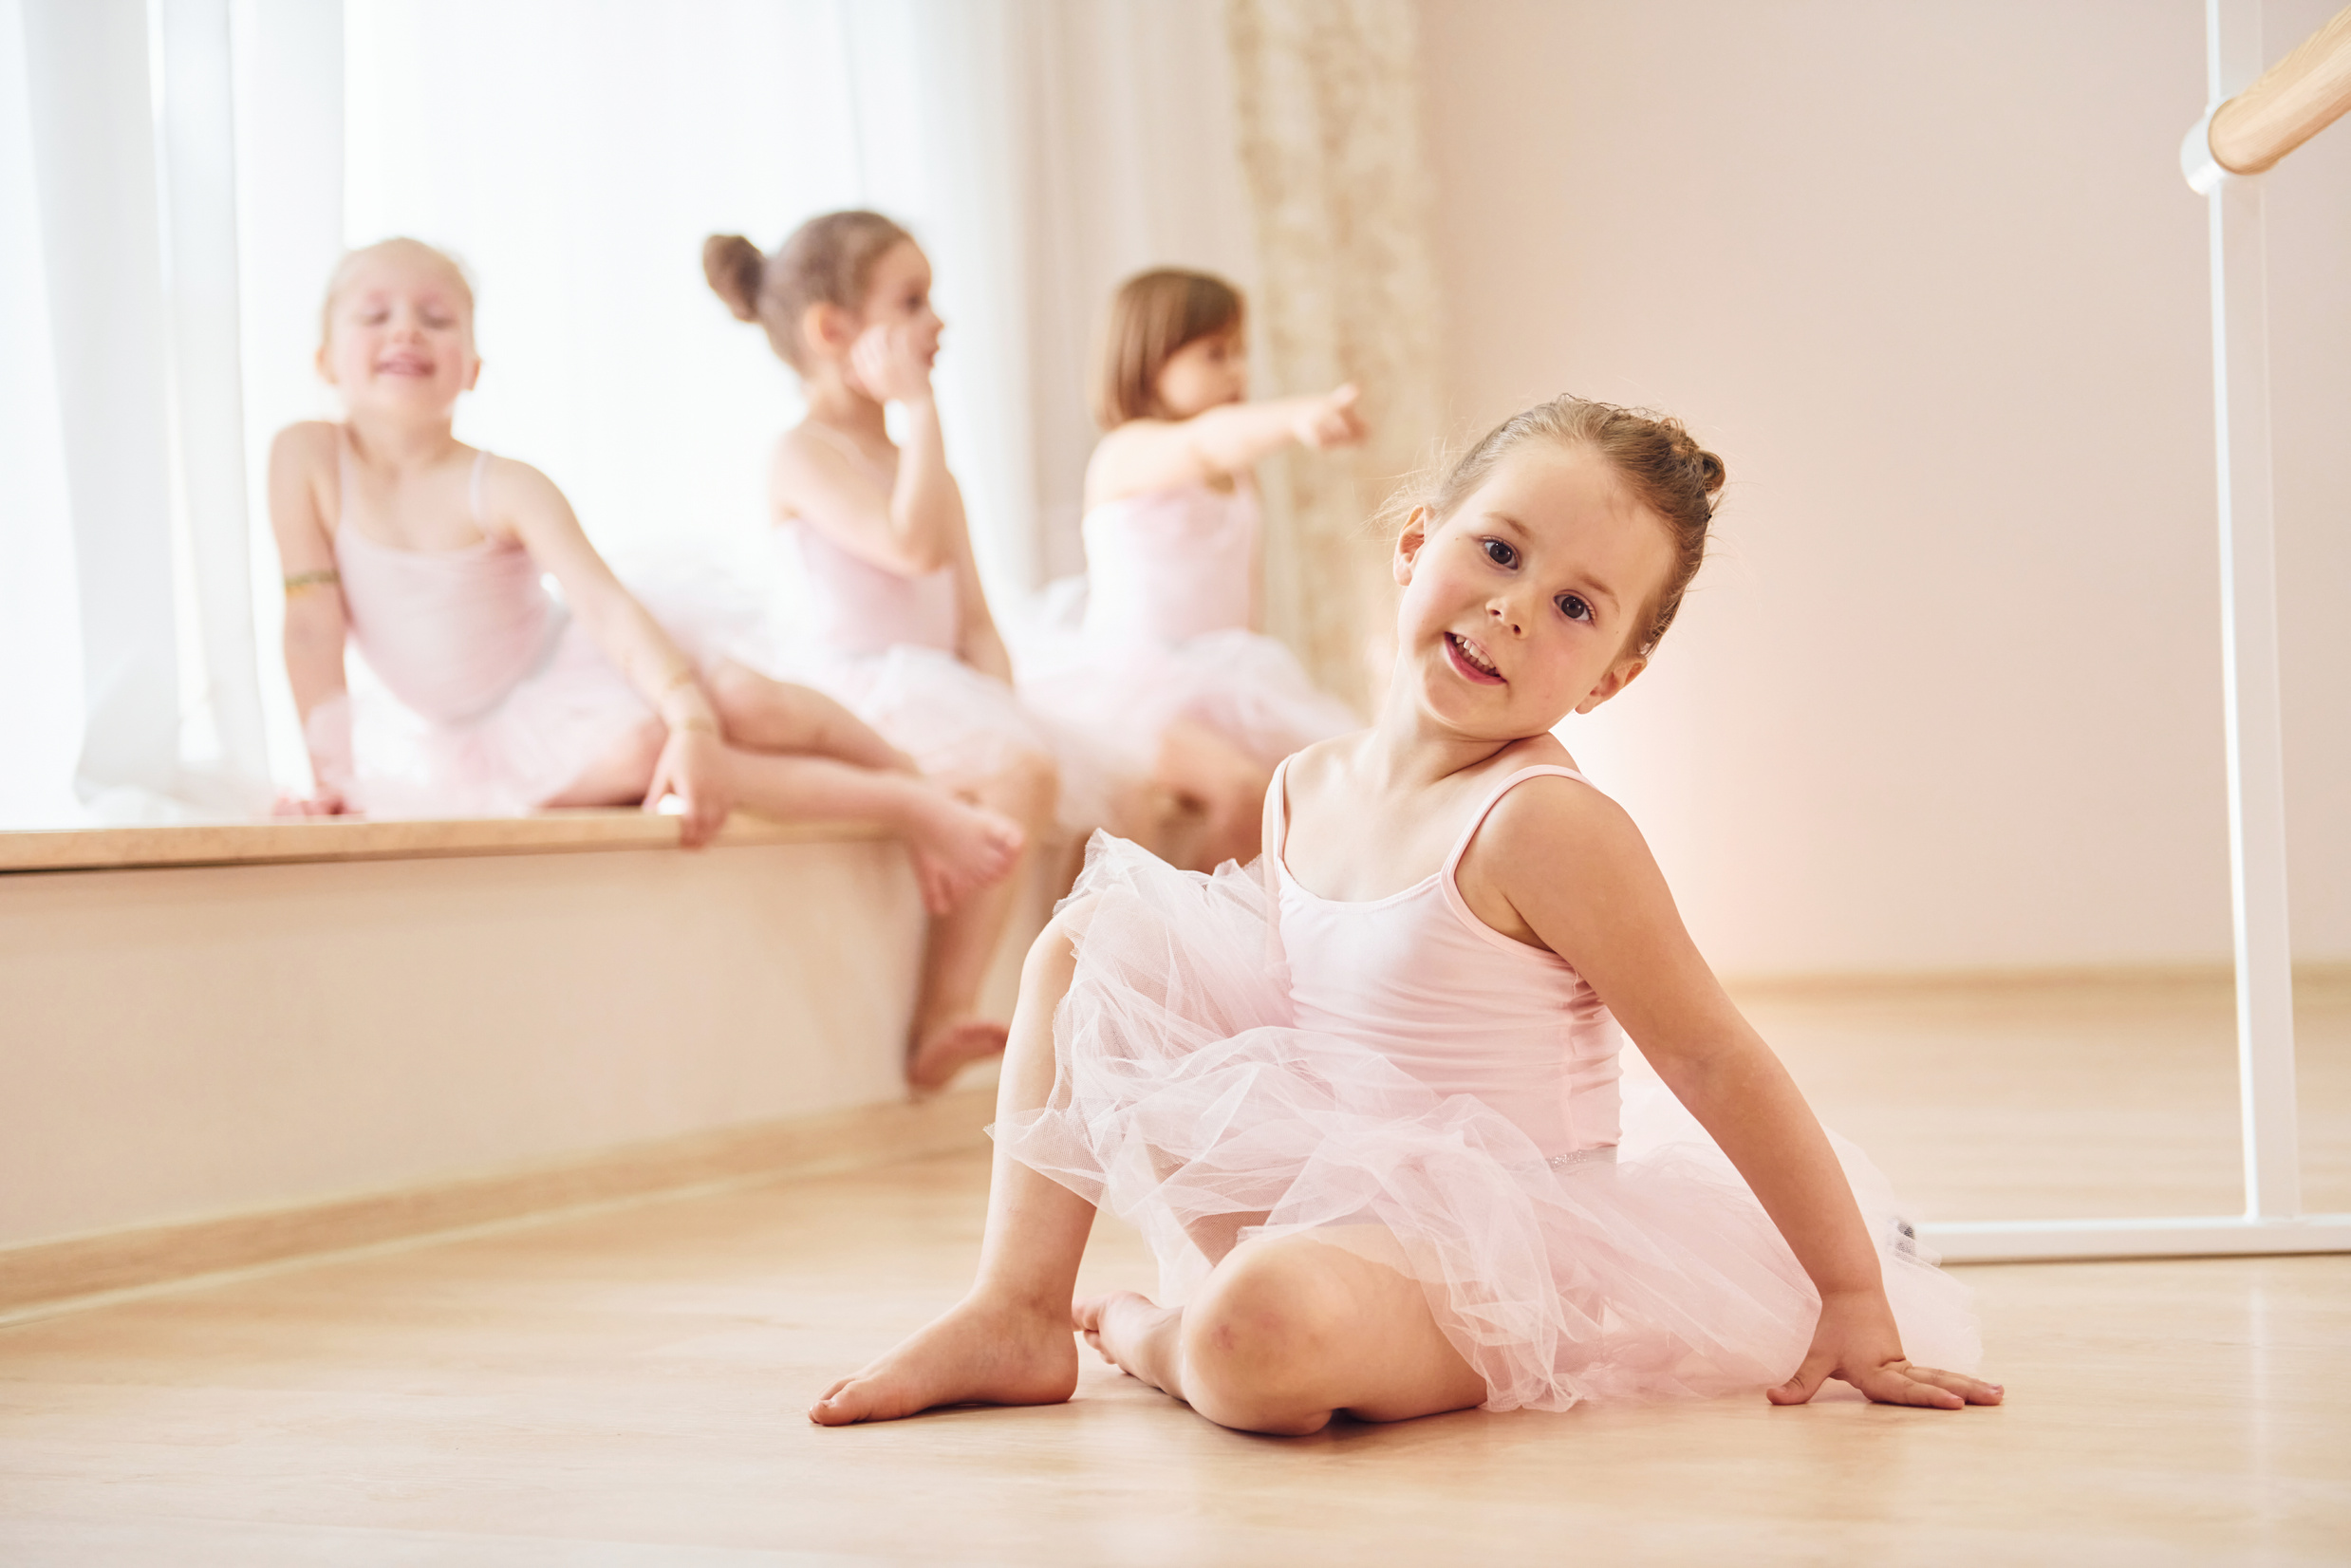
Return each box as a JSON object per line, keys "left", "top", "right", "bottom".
{"left": 905, "top": 746, "right": 1059, "bottom": 1092}
{"left": 1073, "top": 1232, "right": 1486, "bottom": 1436}
{"left": 810, "top": 914, "right": 1094, "bottom": 1425}
{"left": 705, "top": 659, "right": 911, "bottom": 774}
{"left": 722, "top": 749, "right": 1022, "bottom": 914}
{"left": 549, "top": 666, "right": 1022, "bottom": 912}
{"left": 1151, "top": 719, "right": 1271, "bottom": 873}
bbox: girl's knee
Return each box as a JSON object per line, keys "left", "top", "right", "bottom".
{"left": 706, "top": 659, "right": 806, "bottom": 736}
{"left": 977, "top": 745, "right": 1058, "bottom": 822}
{"left": 1178, "top": 1241, "right": 1348, "bottom": 1435}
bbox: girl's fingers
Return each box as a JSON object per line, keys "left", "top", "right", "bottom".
{"left": 1855, "top": 1365, "right": 1964, "bottom": 1409}
{"left": 1909, "top": 1365, "right": 2005, "bottom": 1404}
{"left": 1765, "top": 1352, "right": 1834, "bottom": 1406}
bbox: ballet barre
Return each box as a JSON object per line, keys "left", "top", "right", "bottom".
{"left": 1923, "top": 2, "right": 2351, "bottom": 1265}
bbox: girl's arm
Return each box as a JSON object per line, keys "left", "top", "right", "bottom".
{"left": 774, "top": 326, "right": 964, "bottom": 577}
{"left": 488, "top": 458, "right": 734, "bottom": 846}
{"left": 1474, "top": 777, "right": 1999, "bottom": 1409}
{"left": 267, "top": 423, "right": 355, "bottom": 813}
{"left": 949, "top": 521, "right": 1014, "bottom": 683}
{"left": 1084, "top": 383, "right": 1363, "bottom": 509}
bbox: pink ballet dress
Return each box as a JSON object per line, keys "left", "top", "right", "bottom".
{"left": 1016, "top": 480, "right": 1360, "bottom": 781}
{"left": 996, "top": 762, "right": 1981, "bottom": 1411}
{"left": 733, "top": 425, "right": 1058, "bottom": 794}
{"left": 332, "top": 438, "right": 653, "bottom": 817}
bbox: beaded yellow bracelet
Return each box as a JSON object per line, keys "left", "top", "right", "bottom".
{"left": 283, "top": 569, "right": 342, "bottom": 594}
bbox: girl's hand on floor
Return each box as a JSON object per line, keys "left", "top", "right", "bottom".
{"left": 1294, "top": 383, "right": 1366, "bottom": 451}
{"left": 1767, "top": 1287, "right": 2003, "bottom": 1409}
{"left": 646, "top": 726, "right": 735, "bottom": 849}
{"left": 849, "top": 323, "right": 935, "bottom": 406}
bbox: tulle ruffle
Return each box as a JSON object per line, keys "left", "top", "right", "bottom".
{"left": 995, "top": 835, "right": 1980, "bottom": 1412}
{"left": 1017, "top": 625, "right": 1360, "bottom": 780}
{"left": 345, "top": 611, "right": 652, "bottom": 818}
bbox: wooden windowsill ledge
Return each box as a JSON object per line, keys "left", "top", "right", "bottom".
{"left": 0, "top": 810, "right": 892, "bottom": 875}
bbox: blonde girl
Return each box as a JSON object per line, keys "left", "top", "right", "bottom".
{"left": 271, "top": 238, "right": 1023, "bottom": 989}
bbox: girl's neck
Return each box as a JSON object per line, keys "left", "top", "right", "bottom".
{"left": 1356, "top": 668, "right": 1530, "bottom": 794}
{"left": 342, "top": 410, "right": 462, "bottom": 471}
{"left": 802, "top": 373, "right": 890, "bottom": 444}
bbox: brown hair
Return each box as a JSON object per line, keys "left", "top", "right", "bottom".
{"left": 704, "top": 210, "right": 914, "bottom": 372}
{"left": 1404, "top": 396, "right": 1726, "bottom": 655}
{"left": 1092, "top": 268, "right": 1245, "bottom": 429}
{"left": 319, "top": 237, "right": 476, "bottom": 352}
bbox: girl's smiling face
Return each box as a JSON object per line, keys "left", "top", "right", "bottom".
{"left": 1152, "top": 327, "right": 1248, "bottom": 419}
{"left": 1392, "top": 441, "right": 1676, "bottom": 737}
{"left": 317, "top": 250, "right": 478, "bottom": 416}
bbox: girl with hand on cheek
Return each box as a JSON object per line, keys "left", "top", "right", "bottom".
{"left": 705, "top": 213, "right": 1065, "bottom": 1091}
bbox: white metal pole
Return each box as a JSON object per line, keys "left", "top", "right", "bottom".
{"left": 2190, "top": 0, "right": 2302, "bottom": 1222}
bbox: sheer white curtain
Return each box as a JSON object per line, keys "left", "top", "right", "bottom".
{"left": 335, "top": 0, "right": 1257, "bottom": 602}
{"left": 4, "top": 0, "right": 271, "bottom": 825}
{"left": 2, "top": 0, "right": 1265, "bottom": 821}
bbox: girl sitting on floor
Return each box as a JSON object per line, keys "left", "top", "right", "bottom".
{"left": 812, "top": 395, "right": 1997, "bottom": 1432}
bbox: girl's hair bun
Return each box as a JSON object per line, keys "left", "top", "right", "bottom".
{"left": 1668, "top": 425, "right": 1727, "bottom": 496}
{"left": 703, "top": 234, "right": 767, "bottom": 323}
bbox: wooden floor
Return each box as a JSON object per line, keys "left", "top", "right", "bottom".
{"left": 3, "top": 977, "right": 2348, "bottom": 1565}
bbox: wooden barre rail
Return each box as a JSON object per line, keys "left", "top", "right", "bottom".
{"left": 2207, "top": 4, "right": 2351, "bottom": 175}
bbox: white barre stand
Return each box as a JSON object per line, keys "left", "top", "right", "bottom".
{"left": 1917, "top": 0, "right": 2351, "bottom": 1265}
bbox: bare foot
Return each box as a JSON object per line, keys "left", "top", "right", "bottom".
{"left": 906, "top": 1017, "right": 1009, "bottom": 1093}
{"left": 1073, "top": 1290, "right": 1181, "bottom": 1395}
{"left": 903, "top": 791, "right": 1023, "bottom": 915}
{"left": 810, "top": 1296, "right": 1078, "bottom": 1426}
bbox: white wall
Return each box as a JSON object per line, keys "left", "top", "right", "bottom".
{"left": 1419, "top": 0, "right": 2349, "bottom": 977}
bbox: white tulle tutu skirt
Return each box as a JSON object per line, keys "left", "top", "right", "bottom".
{"left": 756, "top": 641, "right": 1060, "bottom": 795}
{"left": 344, "top": 612, "right": 654, "bottom": 818}
{"left": 996, "top": 836, "right": 1981, "bottom": 1412}
{"left": 1017, "top": 625, "right": 1360, "bottom": 783}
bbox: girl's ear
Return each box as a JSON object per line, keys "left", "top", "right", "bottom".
{"left": 313, "top": 341, "right": 334, "bottom": 385}
{"left": 804, "top": 301, "right": 854, "bottom": 359}
{"left": 1391, "top": 504, "right": 1432, "bottom": 587}
{"left": 1574, "top": 654, "right": 1648, "bottom": 715}
{"left": 464, "top": 353, "right": 482, "bottom": 392}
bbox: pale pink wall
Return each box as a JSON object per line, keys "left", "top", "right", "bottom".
{"left": 1417, "top": 0, "right": 2349, "bottom": 976}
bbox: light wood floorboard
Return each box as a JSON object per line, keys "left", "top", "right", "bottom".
{"left": 2, "top": 980, "right": 2347, "bottom": 1565}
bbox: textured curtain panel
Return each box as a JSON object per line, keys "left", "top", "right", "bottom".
{"left": 1225, "top": 0, "right": 1446, "bottom": 713}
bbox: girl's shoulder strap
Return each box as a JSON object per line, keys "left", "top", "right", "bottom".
{"left": 1441, "top": 764, "right": 1599, "bottom": 883}
{"left": 1259, "top": 755, "right": 1296, "bottom": 893}
{"left": 1259, "top": 755, "right": 1296, "bottom": 964}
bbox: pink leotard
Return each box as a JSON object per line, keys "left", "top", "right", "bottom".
{"left": 1269, "top": 759, "right": 1626, "bottom": 1160}
{"left": 333, "top": 440, "right": 564, "bottom": 723}
{"left": 793, "top": 423, "right": 961, "bottom": 657}
{"left": 1079, "top": 481, "right": 1256, "bottom": 646}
